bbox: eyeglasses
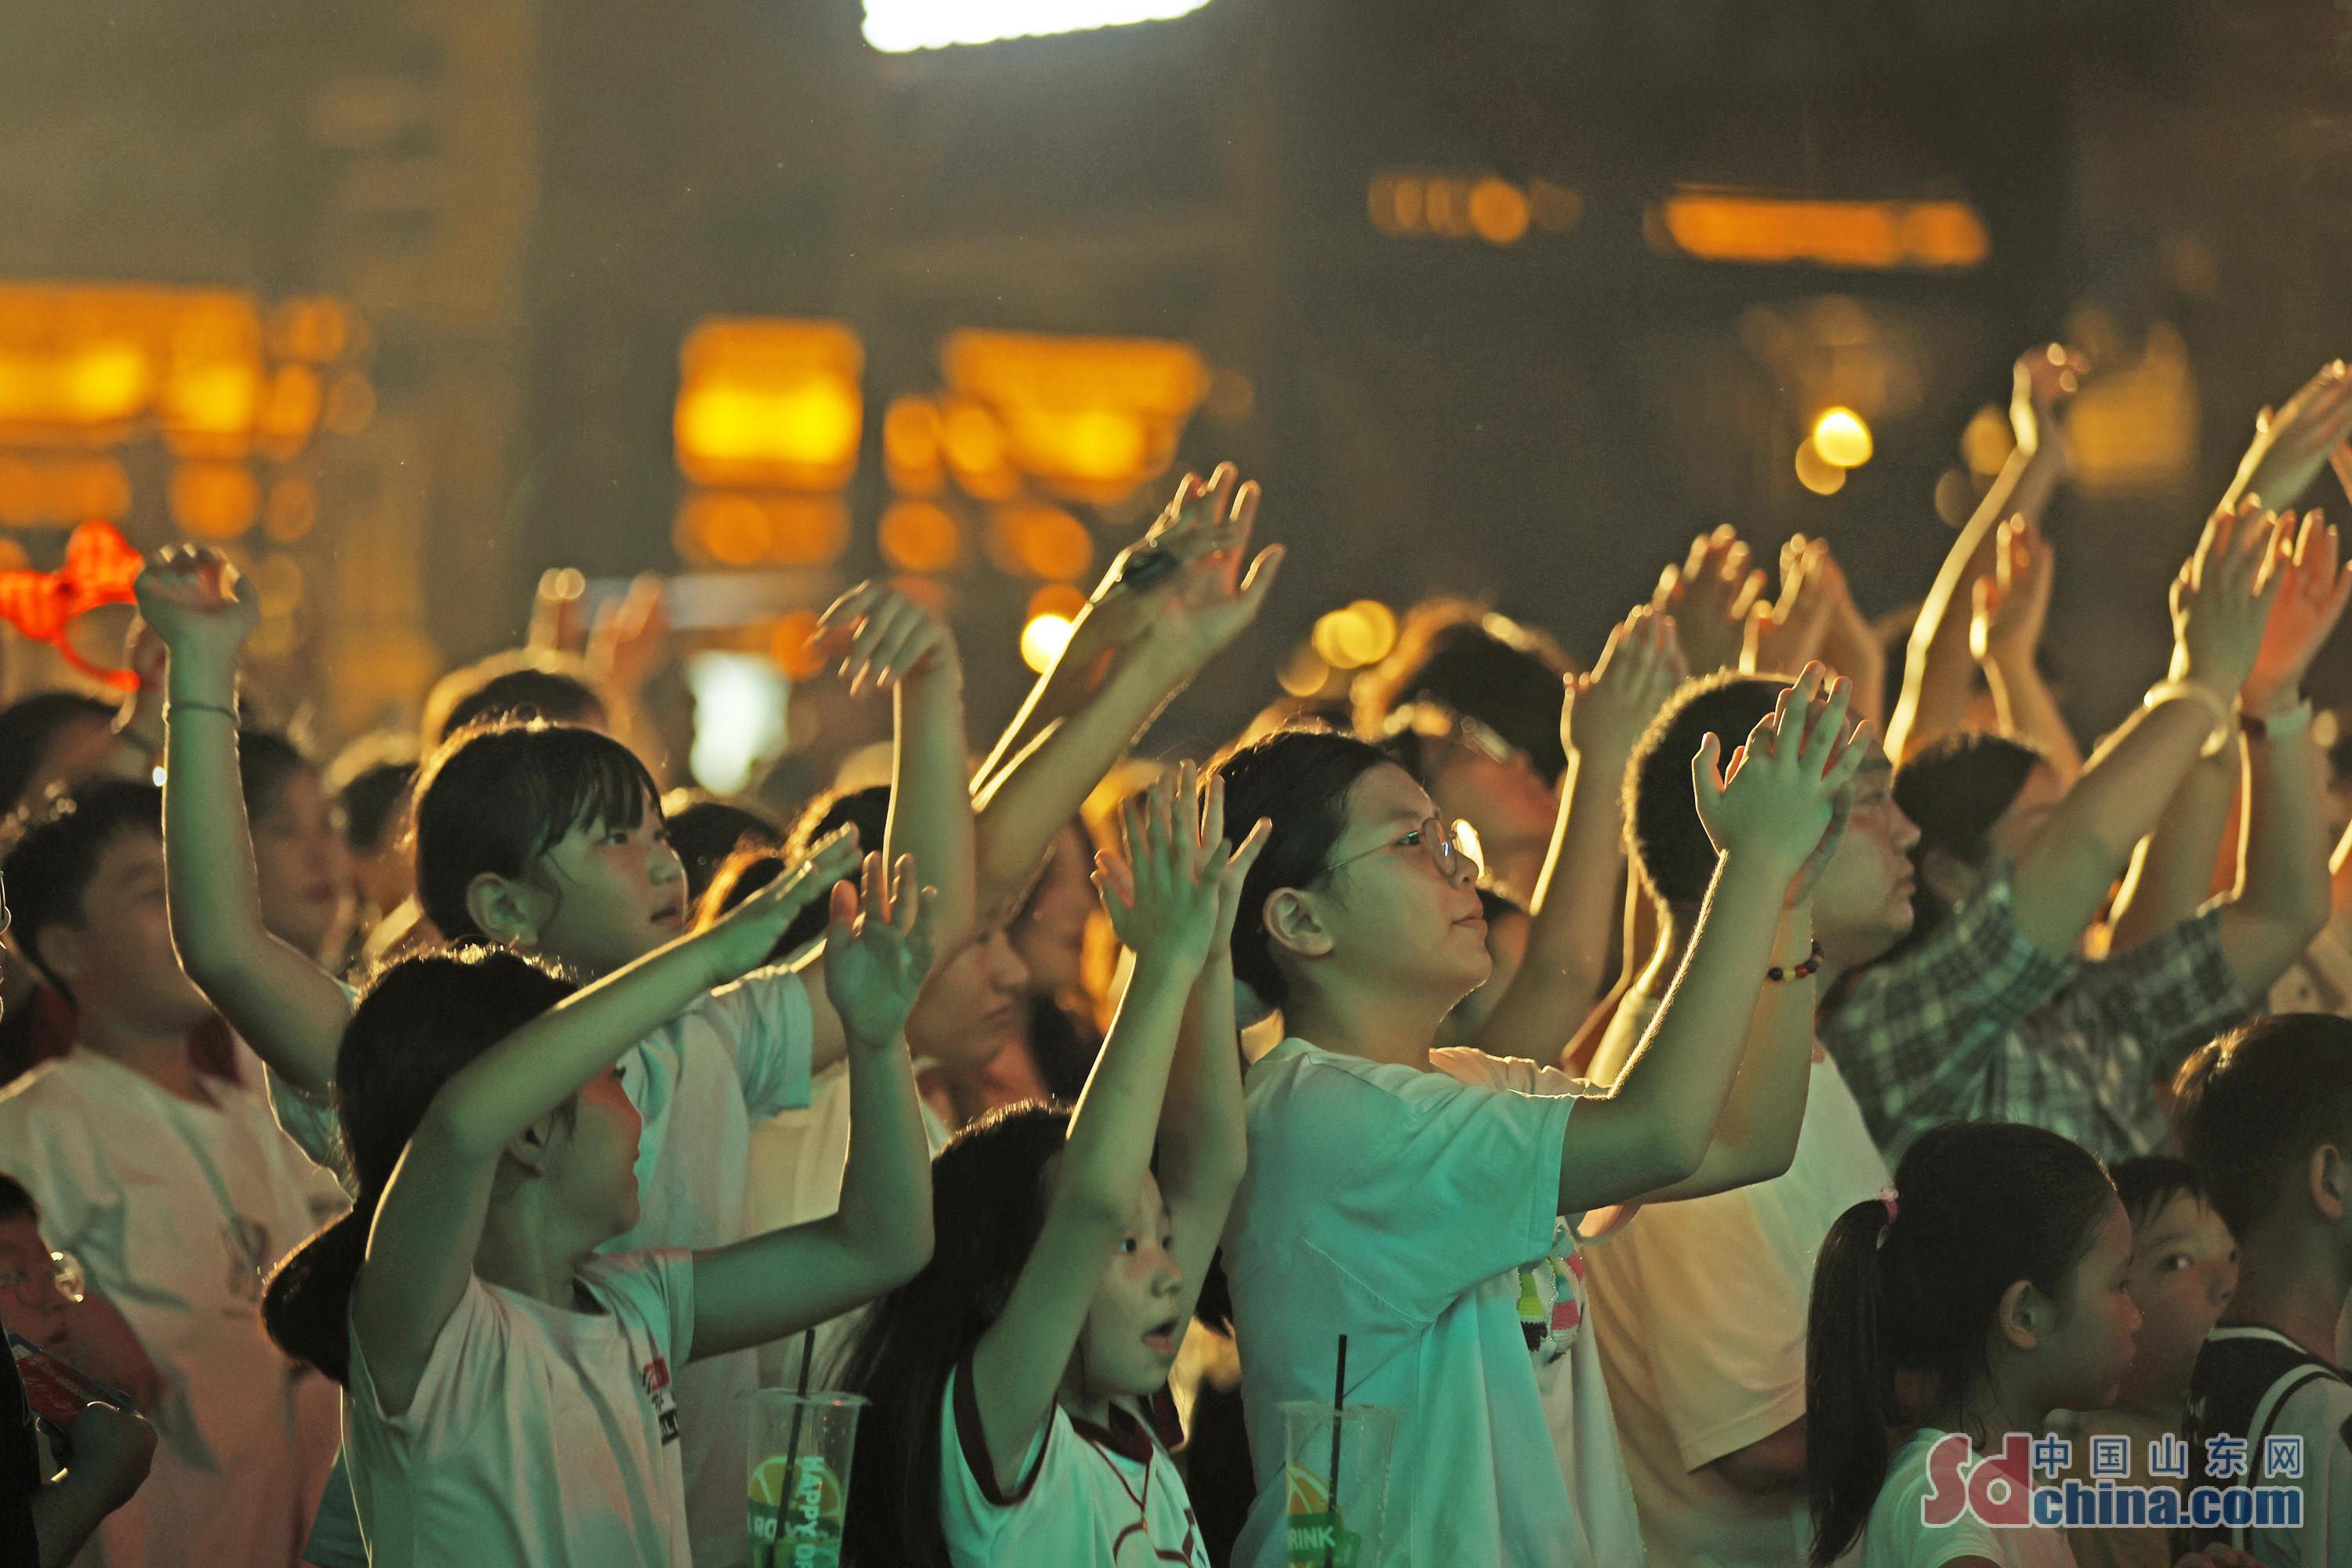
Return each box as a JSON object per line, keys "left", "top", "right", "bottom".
{"left": 1378, "top": 701, "right": 1528, "bottom": 771}
{"left": 0, "top": 1250, "right": 84, "bottom": 1306}
{"left": 1319, "top": 816, "right": 1482, "bottom": 883}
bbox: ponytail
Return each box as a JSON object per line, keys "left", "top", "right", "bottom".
{"left": 263, "top": 1196, "right": 379, "bottom": 1385}
{"left": 260, "top": 945, "right": 578, "bottom": 1384}
{"left": 1805, "top": 1199, "right": 1896, "bottom": 1566}
{"left": 1804, "top": 1123, "right": 2116, "bottom": 1566}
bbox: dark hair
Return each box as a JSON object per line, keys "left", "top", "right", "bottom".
{"left": 1807, "top": 1123, "right": 2117, "bottom": 1565}
{"left": 0, "top": 1173, "right": 37, "bottom": 1226}
{"left": 0, "top": 779, "right": 164, "bottom": 1000}
{"left": 425, "top": 654, "right": 609, "bottom": 749}
{"left": 0, "top": 693, "right": 113, "bottom": 813}
{"left": 261, "top": 947, "right": 577, "bottom": 1383}
{"left": 660, "top": 791, "right": 782, "bottom": 906}
{"left": 1891, "top": 731, "right": 2043, "bottom": 939}
{"left": 238, "top": 729, "right": 314, "bottom": 822}
{"left": 1211, "top": 728, "right": 1395, "bottom": 1011}
{"left": 2172, "top": 1013, "right": 2352, "bottom": 1239}
{"left": 2109, "top": 1156, "right": 2214, "bottom": 1238}
{"left": 411, "top": 720, "right": 661, "bottom": 940}
{"left": 327, "top": 734, "right": 419, "bottom": 855}
{"left": 778, "top": 786, "right": 891, "bottom": 953}
{"left": 1354, "top": 600, "right": 1572, "bottom": 780}
{"left": 1624, "top": 672, "right": 1784, "bottom": 907}
{"left": 841, "top": 1104, "right": 1072, "bottom": 1568}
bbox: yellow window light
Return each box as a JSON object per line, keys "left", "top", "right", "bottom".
{"left": 1312, "top": 601, "right": 1399, "bottom": 670}
{"left": 1652, "top": 191, "right": 1989, "bottom": 270}
{"left": 674, "top": 319, "right": 864, "bottom": 492}
{"left": 1026, "top": 583, "right": 1088, "bottom": 622}
{"left": 1811, "top": 408, "right": 1874, "bottom": 468}
{"left": 170, "top": 460, "right": 260, "bottom": 537}
{"left": 941, "top": 330, "right": 1206, "bottom": 504}
{"left": 1020, "top": 611, "right": 1076, "bottom": 674}
{"left": 988, "top": 504, "right": 1095, "bottom": 581}
{"left": 1467, "top": 178, "right": 1530, "bottom": 245}
{"left": 1793, "top": 438, "right": 1848, "bottom": 495}
{"left": 879, "top": 499, "right": 965, "bottom": 573}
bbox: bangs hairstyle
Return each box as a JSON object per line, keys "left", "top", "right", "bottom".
{"left": 1211, "top": 726, "right": 1394, "bottom": 1011}
{"left": 0, "top": 779, "right": 165, "bottom": 1000}
{"left": 412, "top": 720, "right": 660, "bottom": 940}
{"left": 262, "top": 946, "right": 579, "bottom": 1383}
{"left": 2107, "top": 1156, "right": 2216, "bottom": 1237}
{"left": 2172, "top": 1013, "right": 2352, "bottom": 1239}
{"left": 840, "top": 1103, "right": 1073, "bottom": 1568}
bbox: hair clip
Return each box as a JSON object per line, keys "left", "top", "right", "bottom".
{"left": 0, "top": 521, "right": 144, "bottom": 691}
{"left": 1878, "top": 1187, "right": 1900, "bottom": 1224}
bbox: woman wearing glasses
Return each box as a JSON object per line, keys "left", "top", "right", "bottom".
{"left": 1212, "top": 665, "right": 1866, "bottom": 1568}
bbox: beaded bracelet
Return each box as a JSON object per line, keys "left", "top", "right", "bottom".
{"left": 1766, "top": 939, "right": 1824, "bottom": 983}
{"left": 165, "top": 699, "right": 239, "bottom": 721}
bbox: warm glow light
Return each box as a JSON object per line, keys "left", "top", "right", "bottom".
{"left": 1960, "top": 405, "right": 2014, "bottom": 479}
{"left": 1811, "top": 408, "right": 1874, "bottom": 468}
{"left": 1468, "top": 179, "right": 1530, "bottom": 245}
{"left": 1312, "top": 602, "right": 1399, "bottom": 670}
{"left": 942, "top": 331, "right": 1205, "bottom": 503}
{"left": 862, "top": 0, "right": 1214, "bottom": 52}
{"left": 170, "top": 461, "right": 260, "bottom": 536}
{"left": 879, "top": 499, "right": 965, "bottom": 573}
{"left": 1794, "top": 439, "right": 1848, "bottom": 495}
{"left": 989, "top": 505, "right": 1095, "bottom": 581}
{"left": 1277, "top": 644, "right": 1330, "bottom": 699}
{"left": 1020, "top": 612, "right": 1076, "bottom": 673}
{"left": 1653, "top": 191, "right": 1989, "bottom": 270}
{"left": 771, "top": 611, "right": 826, "bottom": 681}
{"left": 675, "top": 320, "right": 863, "bottom": 491}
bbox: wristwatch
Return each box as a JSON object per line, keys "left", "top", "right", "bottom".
{"left": 1112, "top": 546, "right": 1180, "bottom": 593}
{"left": 2239, "top": 694, "right": 2314, "bottom": 742}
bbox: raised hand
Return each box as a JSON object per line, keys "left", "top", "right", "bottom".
{"left": 2172, "top": 499, "right": 2288, "bottom": 697}
{"left": 1566, "top": 607, "right": 1686, "bottom": 769}
{"left": 1969, "top": 515, "right": 2056, "bottom": 668}
{"left": 1653, "top": 528, "right": 1760, "bottom": 677}
{"left": 132, "top": 545, "right": 259, "bottom": 686}
{"left": 814, "top": 580, "right": 960, "bottom": 696}
{"left": 2232, "top": 360, "right": 2352, "bottom": 510}
{"left": 588, "top": 573, "right": 672, "bottom": 700}
{"left": 2012, "top": 342, "right": 2088, "bottom": 462}
{"left": 1092, "top": 766, "right": 1226, "bottom": 969}
{"left": 1692, "top": 665, "right": 1871, "bottom": 901}
{"left": 1742, "top": 535, "right": 1836, "bottom": 675}
{"left": 2245, "top": 506, "right": 2352, "bottom": 710}
{"left": 819, "top": 851, "right": 938, "bottom": 1051}
{"left": 1083, "top": 463, "right": 1284, "bottom": 669}
{"left": 695, "top": 826, "right": 864, "bottom": 985}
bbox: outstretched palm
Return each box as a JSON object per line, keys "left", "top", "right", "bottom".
{"left": 821, "top": 854, "right": 937, "bottom": 1050}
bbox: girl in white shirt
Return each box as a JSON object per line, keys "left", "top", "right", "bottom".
{"left": 840, "top": 767, "right": 1265, "bottom": 1568}
{"left": 1806, "top": 1123, "right": 2145, "bottom": 1568}
{"left": 1212, "top": 666, "right": 1868, "bottom": 1568}
{"left": 259, "top": 849, "right": 939, "bottom": 1567}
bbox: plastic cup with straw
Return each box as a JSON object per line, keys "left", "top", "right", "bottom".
{"left": 1325, "top": 1334, "right": 1347, "bottom": 1568}
{"left": 749, "top": 1330, "right": 819, "bottom": 1568}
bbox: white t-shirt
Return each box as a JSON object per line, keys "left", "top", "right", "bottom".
{"left": 1860, "top": 1429, "right": 2074, "bottom": 1568}
{"left": 742, "top": 1059, "right": 952, "bottom": 1391}
{"left": 0, "top": 1047, "right": 349, "bottom": 1568}
{"left": 937, "top": 1360, "right": 1209, "bottom": 1566}
{"left": 344, "top": 1250, "right": 697, "bottom": 1568}
{"left": 274, "top": 967, "right": 815, "bottom": 1568}
{"left": 1581, "top": 994, "right": 1890, "bottom": 1568}
{"left": 1223, "top": 1036, "right": 1642, "bottom": 1568}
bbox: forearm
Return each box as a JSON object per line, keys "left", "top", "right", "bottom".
{"left": 828, "top": 1037, "right": 935, "bottom": 1276}
{"left": 1156, "top": 955, "right": 1247, "bottom": 1210}
{"left": 162, "top": 686, "right": 347, "bottom": 1093}
{"left": 1980, "top": 652, "right": 2083, "bottom": 782}
{"left": 1642, "top": 908, "right": 1817, "bottom": 1200}
{"left": 973, "top": 608, "right": 1124, "bottom": 792}
{"left": 2107, "top": 747, "right": 2238, "bottom": 954}
{"left": 974, "top": 642, "right": 1194, "bottom": 915}
{"left": 31, "top": 1467, "right": 120, "bottom": 1568}
{"left": 1058, "top": 952, "right": 1197, "bottom": 1217}
{"left": 1479, "top": 748, "right": 1628, "bottom": 1062}
{"left": 886, "top": 669, "right": 975, "bottom": 949}
{"left": 2224, "top": 727, "right": 2332, "bottom": 975}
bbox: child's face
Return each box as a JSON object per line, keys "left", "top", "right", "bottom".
{"left": 2037, "top": 1199, "right": 2142, "bottom": 1414}
{"left": 251, "top": 766, "right": 354, "bottom": 960}
{"left": 0, "top": 1214, "right": 73, "bottom": 1350}
{"left": 2117, "top": 1192, "right": 2238, "bottom": 1411}
{"left": 906, "top": 926, "right": 1030, "bottom": 1075}
{"left": 546, "top": 1065, "right": 643, "bottom": 1242}
{"left": 45, "top": 829, "right": 212, "bottom": 1035}
{"left": 527, "top": 807, "right": 688, "bottom": 975}
{"left": 1073, "top": 1171, "right": 1187, "bottom": 1403}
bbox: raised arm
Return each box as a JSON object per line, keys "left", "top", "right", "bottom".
{"left": 971, "top": 464, "right": 1280, "bottom": 918}
{"left": 1479, "top": 608, "right": 1684, "bottom": 1065}
{"left": 2106, "top": 748, "right": 2239, "bottom": 955}
{"left": 2205, "top": 509, "right": 2346, "bottom": 987}
{"left": 1653, "top": 528, "right": 1759, "bottom": 679}
{"left": 1807, "top": 540, "right": 1889, "bottom": 728}
{"left": 1971, "top": 516, "right": 2083, "bottom": 781}
{"left": 1123, "top": 768, "right": 1266, "bottom": 1301}
{"left": 2221, "top": 361, "right": 2352, "bottom": 514}
{"left": 2006, "top": 503, "right": 2281, "bottom": 957}
{"left": 136, "top": 547, "right": 353, "bottom": 1094}
{"left": 691, "top": 853, "right": 938, "bottom": 1358}
{"left": 1887, "top": 345, "right": 2082, "bottom": 764}
{"left": 967, "top": 775, "right": 1225, "bottom": 1487}
{"left": 1561, "top": 669, "right": 1866, "bottom": 1212}
{"left": 351, "top": 833, "right": 856, "bottom": 1415}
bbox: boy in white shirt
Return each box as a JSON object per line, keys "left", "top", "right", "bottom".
{"left": 0, "top": 781, "right": 344, "bottom": 1568}
{"left": 1582, "top": 674, "right": 1898, "bottom": 1567}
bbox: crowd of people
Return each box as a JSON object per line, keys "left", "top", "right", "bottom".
{"left": 2, "top": 347, "right": 2352, "bottom": 1567}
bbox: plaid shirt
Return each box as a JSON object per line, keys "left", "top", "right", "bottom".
{"left": 1820, "top": 871, "right": 2256, "bottom": 1164}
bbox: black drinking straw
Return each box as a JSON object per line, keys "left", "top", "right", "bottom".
{"left": 768, "top": 1328, "right": 818, "bottom": 1568}
{"left": 1323, "top": 1334, "right": 1348, "bottom": 1568}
